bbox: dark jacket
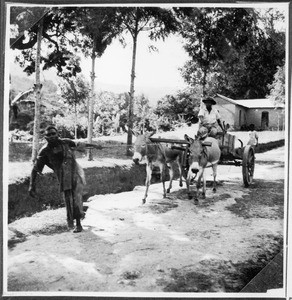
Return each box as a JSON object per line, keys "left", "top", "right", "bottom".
{"left": 30, "top": 138, "right": 85, "bottom": 192}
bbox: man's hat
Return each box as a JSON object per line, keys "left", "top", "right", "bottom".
{"left": 198, "top": 127, "right": 208, "bottom": 139}
{"left": 202, "top": 97, "right": 216, "bottom": 105}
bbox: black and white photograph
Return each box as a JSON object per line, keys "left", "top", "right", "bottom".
{"left": 1, "top": 1, "right": 290, "bottom": 297}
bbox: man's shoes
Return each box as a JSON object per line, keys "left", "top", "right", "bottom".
{"left": 73, "top": 225, "right": 83, "bottom": 233}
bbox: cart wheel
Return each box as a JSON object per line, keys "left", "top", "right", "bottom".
{"left": 242, "top": 145, "right": 255, "bottom": 187}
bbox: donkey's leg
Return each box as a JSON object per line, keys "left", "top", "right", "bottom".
{"left": 186, "top": 169, "right": 193, "bottom": 200}
{"left": 143, "top": 163, "right": 152, "bottom": 204}
{"left": 212, "top": 164, "right": 218, "bottom": 192}
{"left": 167, "top": 162, "right": 174, "bottom": 193}
{"left": 177, "top": 156, "right": 183, "bottom": 187}
{"left": 197, "top": 169, "right": 205, "bottom": 200}
{"left": 202, "top": 171, "right": 206, "bottom": 199}
{"left": 159, "top": 163, "right": 167, "bottom": 198}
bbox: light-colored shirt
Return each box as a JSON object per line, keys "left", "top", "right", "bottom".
{"left": 198, "top": 106, "right": 221, "bottom": 126}
{"left": 247, "top": 130, "right": 259, "bottom": 146}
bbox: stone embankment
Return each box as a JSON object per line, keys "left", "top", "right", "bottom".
{"left": 8, "top": 159, "right": 147, "bottom": 223}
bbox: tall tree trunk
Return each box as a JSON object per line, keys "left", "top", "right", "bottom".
{"left": 67, "top": 79, "right": 78, "bottom": 139}
{"left": 74, "top": 103, "right": 78, "bottom": 138}
{"left": 87, "top": 39, "right": 96, "bottom": 161}
{"left": 126, "top": 13, "right": 139, "bottom": 156}
{"left": 31, "top": 18, "right": 43, "bottom": 162}
{"left": 202, "top": 66, "right": 207, "bottom": 98}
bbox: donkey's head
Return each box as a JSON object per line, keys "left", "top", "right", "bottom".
{"left": 185, "top": 134, "right": 205, "bottom": 176}
{"left": 132, "top": 131, "right": 155, "bottom": 165}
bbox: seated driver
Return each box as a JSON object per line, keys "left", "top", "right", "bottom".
{"left": 197, "top": 97, "right": 225, "bottom": 139}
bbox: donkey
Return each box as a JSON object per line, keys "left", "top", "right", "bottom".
{"left": 132, "top": 132, "right": 184, "bottom": 204}
{"left": 184, "top": 134, "right": 221, "bottom": 202}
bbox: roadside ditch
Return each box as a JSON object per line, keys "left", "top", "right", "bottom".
{"left": 7, "top": 139, "right": 284, "bottom": 223}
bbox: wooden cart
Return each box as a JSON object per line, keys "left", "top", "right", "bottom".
{"left": 150, "top": 131, "right": 255, "bottom": 187}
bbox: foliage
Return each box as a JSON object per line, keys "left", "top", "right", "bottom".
{"left": 10, "top": 7, "right": 48, "bottom": 46}
{"left": 117, "top": 7, "right": 178, "bottom": 41}
{"left": 66, "top": 7, "right": 125, "bottom": 158}
{"left": 11, "top": 7, "right": 82, "bottom": 77}
{"left": 58, "top": 74, "right": 90, "bottom": 109}
{"left": 155, "top": 88, "right": 201, "bottom": 131}
{"left": 92, "top": 91, "right": 127, "bottom": 136}
{"left": 266, "top": 65, "right": 285, "bottom": 105}
{"left": 71, "top": 7, "right": 123, "bottom": 58}
{"left": 134, "top": 94, "right": 158, "bottom": 133}
{"left": 238, "top": 34, "right": 285, "bottom": 99}
{"left": 9, "top": 129, "right": 33, "bottom": 142}
{"left": 176, "top": 7, "right": 285, "bottom": 99}
{"left": 91, "top": 91, "right": 156, "bottom": 136}
{"left": 9, "top": 75, "right": 62, "bottom": 131}
{"left": 57, "top": 74, "right": 90, "bottom": 137}
{"left": 176, "top": 8, "right": 259, "bottom": 96}
{"left": 52, "top": 113, "right": 88, "bottom": 138}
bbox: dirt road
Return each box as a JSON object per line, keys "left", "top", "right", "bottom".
{"left": 6, "top": 147, "right": 285, "bottom": 295}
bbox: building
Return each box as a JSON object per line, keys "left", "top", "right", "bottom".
{"left": 214, "top": 94, "right": 285, "bottom": 131}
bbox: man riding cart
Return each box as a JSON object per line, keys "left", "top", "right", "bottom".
{"left": 197, "top": 97, "right": 225, "bottom": 139}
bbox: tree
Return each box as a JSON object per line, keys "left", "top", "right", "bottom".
{"left": 116, "top": 7, "right": 178, "bottom": 155}
{"left": 10, "top": 7, "right": 81, "bottom": 161}
{"left": 58, "top": 74, "right": 90, "bottom": 138}
{"left": 11, "top": 7, "right": 81, "bottom": 76}
{"left": 176, "top": 8, "right": 260, "bottom": 99}
{"left": 92, "top": 91, "right": 128, "bottom": 136}
{"left": 239, "top": 8, "right": 285, "bottom": 98}
{"left": 267, "top": 65, "right": 285, "bottom": 106}
{"left": 176, "top": 7, "right": 285, "bottom": 100}
{"left": 11, "top": 8, "right": 47, "bottom": 161}
{"left": 266, "top": 64, "right": 285, "bottom": 131}
{"left": 155, "top": 88, "right": 200, "bottom": 130}
{"left": 70, "top": 7, "right": 123, "bottom": 160}
{"left": 134, "top": 94, "right": 157, "bottom": 133}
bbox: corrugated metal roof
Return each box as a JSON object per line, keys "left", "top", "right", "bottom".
{"left": 234, "top": 98, "right": 284, "bottom": 108}
{"left": 215, "top": 94, "right": 239, "bottom": 105}
{"left": 216, "top": 94, "right": 284, "bottom": 109}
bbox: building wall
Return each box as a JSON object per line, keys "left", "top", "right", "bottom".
{"left": 214, "top": 96, "right": 247, "bottom": 130}
{"left": 215, "top": 96, "right": 285, "bottom": 131}
{"left": 214, "top": 97, "right": 235, "bottom": 129}
{"left": 235, "top": 106, "right": 248, "bottom": 130}
{"left": 246, "top": 108, "right": 285, "bottom": 130}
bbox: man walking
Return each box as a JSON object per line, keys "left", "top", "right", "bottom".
{"left": 29, "top": 125, "right": 101, "bottom": 233}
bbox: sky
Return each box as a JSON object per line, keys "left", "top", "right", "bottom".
{"left": 83, "top": 32, "right": 188, "bottom": 86}
{"left": 9, "top": 31, "right": 189, "bottom": 106}
{"left": 73, "top": 31, "right": 189, "bottom": 104}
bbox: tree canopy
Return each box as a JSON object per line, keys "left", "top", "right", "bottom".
{"left": 266, "top": 65, "right": 285, "bottom": 106}
{"left": 176, "top": 7, "right": 285, "bottom": 99}
{"left": 11, "top": 7, "right": 82, "bottom": 77}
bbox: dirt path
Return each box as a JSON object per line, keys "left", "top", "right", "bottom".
{"left": 6, "top": 147, "right": 285, "bottom": 295}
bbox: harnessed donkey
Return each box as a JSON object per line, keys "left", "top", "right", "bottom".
{"left": 184, "top": 134, "right": 221, "bottom": 202}
{"left": 132, "top": 132, "right": 184, "bottom": 204}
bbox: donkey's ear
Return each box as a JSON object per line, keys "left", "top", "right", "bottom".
{"left": 131, "top": 129, "right": 139, "bottom": 136}
{"left": 184, "top": 134, "right": 193, "bottom": 144}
